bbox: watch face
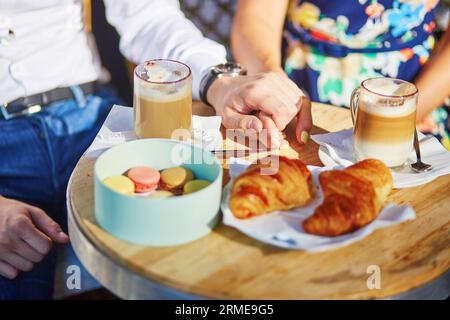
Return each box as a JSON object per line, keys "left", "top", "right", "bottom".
{"left": 214, "top": 63, "right": 245, "bottom": 76}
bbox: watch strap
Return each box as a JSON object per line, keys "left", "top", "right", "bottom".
{"left": 199, "top": 67, "right": 218, "bottom": 107}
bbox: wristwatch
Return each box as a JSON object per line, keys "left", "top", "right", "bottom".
{"left": 199, "top": 62, "right": 247, "bottom": 107}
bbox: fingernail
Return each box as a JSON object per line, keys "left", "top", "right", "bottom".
{"left": 249, "top": 119, "right": 262, "bottom": 132}
{"left": 59, "top": 231, "right": 69, "bottom": 239}
{"left": 300, "top": 131, "right": 309, "bottom": 144}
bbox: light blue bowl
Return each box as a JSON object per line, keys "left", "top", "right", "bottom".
{"left": 94, "top": 139, "right": 223, "bottom": 246}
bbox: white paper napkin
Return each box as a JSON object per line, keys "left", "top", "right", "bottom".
{"left": 221, "top": 158, "right": 416, "bottom": 252}
{"left": 311, "top": 129, "right": 450, "bottom": 188}
{"left": 85, "top": 105, "right": 222, "bottom": 158}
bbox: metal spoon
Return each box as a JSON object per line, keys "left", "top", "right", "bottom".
{"left": 411, "top": 129, "right": 433, "bottom": 173}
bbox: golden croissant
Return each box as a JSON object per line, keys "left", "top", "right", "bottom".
{"left": 230, "top": 156, "right": 314, "bottom": 219}
{"left": 303, "top": 159, "right": 393, "bottom": 236}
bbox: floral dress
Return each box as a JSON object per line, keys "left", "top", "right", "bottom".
{"left": 283, "top": 0, "right": 450, "bottom": 149}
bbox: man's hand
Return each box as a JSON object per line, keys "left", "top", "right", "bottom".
{"left": 0, "top": 196, "right": 69, "bottom": 279}
{"left": 207, "top": 72, "right": 312, "bottom": 147}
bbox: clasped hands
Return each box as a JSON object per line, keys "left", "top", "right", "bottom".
{"left": 208, "top": 71, "right": 312, "bottom": 148}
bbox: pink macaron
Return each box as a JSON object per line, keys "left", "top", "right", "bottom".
{"left": 127, "top": 167, "right": 161, "bottom": 193}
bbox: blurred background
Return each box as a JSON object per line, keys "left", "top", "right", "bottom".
{"left": 92, "top": 0, "right": 237, "bottom": 106}
{"left": 92, "top": 0, "right": 449, "bottom": 106}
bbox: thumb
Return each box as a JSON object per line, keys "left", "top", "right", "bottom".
{"left": 295, "top": 96, "right": 313, "bottom": 145}
{"left": 26, "top": 205, "right": 69, "bottom": 244}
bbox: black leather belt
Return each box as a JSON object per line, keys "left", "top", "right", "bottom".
{"left": 1, "top": 81, "right": 100, "bottom": 120}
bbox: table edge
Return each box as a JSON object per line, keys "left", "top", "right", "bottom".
{"left": 68, "top": 180, "right": 450, "bottom": 300}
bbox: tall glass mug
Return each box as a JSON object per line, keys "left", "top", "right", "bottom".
{"left": 133, "top": 59, "right": 192, "bottom": 139}
{"left": 350, "top": 78, "right": 418, "bottom": 168}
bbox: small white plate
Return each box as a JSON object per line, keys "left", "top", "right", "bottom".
{"left": 317, "top": 146, "right": 437, "bottom": 188}
{"left": 313, "top": 130, "right": 450, "bottom": 189}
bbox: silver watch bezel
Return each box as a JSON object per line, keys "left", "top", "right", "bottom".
{"left": 200, "top": 62, "right": 247, "bottom": 106}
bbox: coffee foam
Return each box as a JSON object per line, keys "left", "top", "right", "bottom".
{"left": 359, "top": 80, "right": 417, "bottom": 117}
{"left": 359, "top": 94, "right": 416, "bottom": 117}
{"left": 143, "top": 64, "right": 180, "bottom": 83}
{"left": 365, "top": 81, "right": 416, "bottom": 96}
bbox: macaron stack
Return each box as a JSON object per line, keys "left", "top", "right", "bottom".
{"left": 102, "top": 166, "right": 211, "bottom": 197}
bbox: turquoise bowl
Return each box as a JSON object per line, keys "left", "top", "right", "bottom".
{"left": 94, "top": 139, "right": 223, "bottom": 246}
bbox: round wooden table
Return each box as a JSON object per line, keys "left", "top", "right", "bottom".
{"left": 68, "top": 103, "right": 450, "bottom": 299}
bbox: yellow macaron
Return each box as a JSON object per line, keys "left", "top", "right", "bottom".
{"left": 103, "top": 176, "right": 135, "bottom": 195}
{"left": 160, "top": 167, "right": 194, "bottom": 189}
{"left": 183, "top": 180, "right": 211, "bottom": 194}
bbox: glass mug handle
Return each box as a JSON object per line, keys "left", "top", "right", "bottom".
{"left": 350, "top": 87, "right": 360, "bottom": 125}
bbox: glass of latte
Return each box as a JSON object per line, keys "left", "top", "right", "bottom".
{"left": 351, "top": 78, "right": 418, "bottom": 168}
{"left": 133, "top": 59, "right": 192, "bottom": 139}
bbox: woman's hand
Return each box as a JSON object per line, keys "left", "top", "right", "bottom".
{"left": 207, "top": 72, "right": 312, "bottom": 147}
{"left": 0, "top": 196, "right": 69, "bottom": 279}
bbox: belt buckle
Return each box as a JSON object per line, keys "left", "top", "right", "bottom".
{"left": 1, "top": 102, "right": 42, "bottom": 120}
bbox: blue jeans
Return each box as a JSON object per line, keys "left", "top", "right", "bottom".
{"left": 0, "top": 86, "right": 121, "bottom": 299}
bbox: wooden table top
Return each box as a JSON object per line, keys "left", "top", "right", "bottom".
{"left": 69, "top": 102, "right": 450, "bottom": 299}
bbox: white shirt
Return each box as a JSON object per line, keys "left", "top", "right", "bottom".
{"left": 0, "top": 0, "right": 227, "bottom": 104}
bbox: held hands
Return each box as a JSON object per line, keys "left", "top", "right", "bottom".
{"left": 207, "top": 72, "right": 312, "bottom": 147}
{"left": 0, "top": 196, "right": 69, "bottom": 279}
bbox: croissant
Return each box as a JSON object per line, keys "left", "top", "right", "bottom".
{"left": 303, "top": 159, "right": 393, "bottom": 236}
{"left": 230, "top": 156, "right": 314, "bottom": 219}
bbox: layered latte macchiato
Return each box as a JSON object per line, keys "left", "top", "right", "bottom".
{"left": 351, "top": 78, "right": 418, "bottom": 167}
{"left": 133, "top": 60, "right": 192, "bottom": 139}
